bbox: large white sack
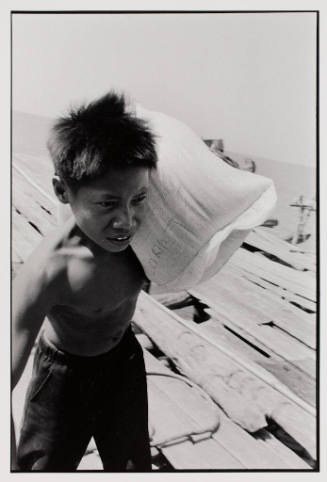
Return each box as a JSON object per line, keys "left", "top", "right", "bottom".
{"left": 58, "top": 105, "right": 276, "bottom": 291}
{"left": 132, "top": 105, "right": 276, "bottom": 290}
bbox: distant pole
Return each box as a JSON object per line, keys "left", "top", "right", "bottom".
{"left": 290, "top": 195, "right": 316, "bottom": 244}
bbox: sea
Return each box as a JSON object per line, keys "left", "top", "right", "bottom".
{"left": 12, "top": 111, "right": 317, "bottom": 251}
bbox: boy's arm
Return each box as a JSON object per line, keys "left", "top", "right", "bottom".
{"left": 12, "top": 260, "right": 58, "bottom": 389}
{"left": 11, "top": 254, "right": 63, "bottom": 468}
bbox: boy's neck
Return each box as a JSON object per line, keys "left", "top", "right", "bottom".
{"left": 72, "top": 222, "right": 129, "bottom": 259}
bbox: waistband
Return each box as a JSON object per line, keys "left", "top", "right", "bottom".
{"left": 37, "top": 326, "right": 137, "bottom": 367}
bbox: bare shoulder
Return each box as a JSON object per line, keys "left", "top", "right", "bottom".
{"left": 14, "top": 224, "right": 74, "bottom": 303}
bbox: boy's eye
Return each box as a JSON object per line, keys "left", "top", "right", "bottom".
{"left": 133, "top": 195, "right": 147, "bottom": 205}
{"left": 96, "top": 201, "right": 117, "bottom": 208}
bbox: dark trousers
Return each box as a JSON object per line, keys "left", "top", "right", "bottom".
{"left": 17, "top": 327, "right": 151, "bottom": 471}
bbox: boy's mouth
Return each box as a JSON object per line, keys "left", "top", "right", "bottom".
{"left": 106, "top": 234, "right": 132, "bottom": 244}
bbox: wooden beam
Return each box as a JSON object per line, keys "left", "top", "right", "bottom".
{"left": 148, "top": 376, "right": 243, "bottom": 469}
{"left": 13, "top": 169, "right": 57, "bottom": 236}
{"left": 190, "top": 268, "right": 315, "bottom": 349}
{"left": 189, "top": 292, "right": 315, "bottom": 378}
{"left": 229, "top": 263, "right": 316, "bottom": 313}
{"left": 13, "top": 152, "right": 53, "bottom": 198}
{"left": 230, "top": 249, "right": 316, "bottom": 302}
{"left": 134, "top": 292, "right": 316, "bottom": 458}
{"left": 143, "top": 346, "right": 309, "bottom": 469}
{"left": 247, "top": 229, "right": 316, "bottom": 272}
{"left": 196, "top": 319, "right": 316, "bottom": 407}
{"left": 12, "top": 208, "right": 42, "bottom": 261}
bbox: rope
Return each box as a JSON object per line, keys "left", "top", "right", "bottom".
{"left": 146, "top": 371, "right": 220, "bottom": 448}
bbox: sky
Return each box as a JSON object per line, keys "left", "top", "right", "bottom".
{"left": 12, "top": 12, "right": 316, "bottom": 166}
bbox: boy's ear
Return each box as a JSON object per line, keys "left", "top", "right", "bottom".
{"left": 52, "top": 176, "right": 69, "bottom": 204}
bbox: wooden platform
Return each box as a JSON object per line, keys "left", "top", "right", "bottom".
{"left": 12, "top": 151, "right": 317, "bottom": 470}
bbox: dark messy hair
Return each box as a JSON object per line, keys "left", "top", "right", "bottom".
{"left": 47, "top": 91, "right": 157, "bottom": 186}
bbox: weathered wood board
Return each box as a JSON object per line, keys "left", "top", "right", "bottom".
{"left": 142, "top": 341, "right": 310, "bottom": 469}
{"left": 195, "top": 319, "right": 316, "bottom": 407}
{"left": 230, "top": 248, "right": 316, "bottom": 303}
{"left": 190, "top": 267, "right": 316, "bottom": 349}
{"left": 13, "top": 167, "right": 57, "bottom": 231}
{"left": 230, "top": 264, "right": 317, "bottom": 314}
{"left": 246, "top": 229, "right": 316, "bottom": 273}
{"left": 13, "top": 152, "right": 54, "bottom": 197}
{"left": 133, "top": 292, "right": 316, "bottom": 460}
{"left": 12, "top": 208, "right": 41, "bottom": 261}
{"left": 189, "top": 291, "right": 316, "bottom": 381}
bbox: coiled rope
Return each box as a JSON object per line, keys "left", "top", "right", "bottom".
{"left": 146, "top": 371, "right": 220, "bottom": 448}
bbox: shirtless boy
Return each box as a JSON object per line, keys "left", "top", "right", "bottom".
{"left": 12, "top": 92, "right": 157, "bottom": 471}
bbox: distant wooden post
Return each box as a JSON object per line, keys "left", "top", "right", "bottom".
{"left": 290, "top": 195, "right": 316, "bottom": 245}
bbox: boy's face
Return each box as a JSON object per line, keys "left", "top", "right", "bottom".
{"left": 55, "top": 167, "right": 150, "bottom": 253}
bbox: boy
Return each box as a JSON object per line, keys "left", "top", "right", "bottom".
{"left": 12, "top": 92, "right": 157, "bottom": 471}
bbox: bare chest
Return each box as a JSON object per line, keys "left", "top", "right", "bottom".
{"left": 61, "top": 248, "right": 147, "bottom": 314}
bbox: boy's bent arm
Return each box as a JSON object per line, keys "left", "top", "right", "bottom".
{"left": 11, "top": 268, "right": 49, "bottom": 469}
{"left": 11, "top": 255, "right": 63, "bottom": 468}
{"left": 12, "top": 256, "right": 61, "bottom": 389}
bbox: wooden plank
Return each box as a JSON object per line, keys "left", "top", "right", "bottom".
{"left": 13, "top": 152, "right": 53, "bottom": 197}
{"left": 256, "top": 430, "right": 312, "bottom": 469}
{"left": 227, "top": 263, "right": 317, "bottom": 323}
{"left": 145, "top": 348, "right": 222, "bottom": 436}
{"left": 191, "top": 268, "right": 315, "bottom": 349}
{"left": 272, "top": 403, "right": 317, "bottom": 461}
{"left": 248, "top": 267, "right": 316, "bottom": 341}
{"left": 217, "top": 315, "right": 315, "bottom": 380}
{"left": 255, "top": 228, "right": 316, "bottom": 256}
{"left": 293, "top": 357, "right": 316, "bottom": 376}
{"left": 207, "top": 312, "right": 315, "bottom": 385}
{"left": 243, "top": 272, "right": 316, "bottom": 313}
{"left": 13, "top": 169, "right": 57, "bottom": 236}
{"left": 247, "top": 229, "right": 316, "bottom": 272}
{"left": 232, "top": 249, "right": 316, "bottom": 303}
{"left": 143, "top": 347, "right": 309, "bottom": 469}
{"left": 148, "top": 376, "right": 243, "bottom": 469}
{"left": 12, "top": 244, "right": 24, "bottom": 264}
{"left": 190, "top": 281, "right": 315, "bottom": 376}
{"left": 229, "top": 263, "right": 316, "bottom": 313}
{"left": 134, "top": 292, "right": 316, "bottom": 459}
{"left": 144, "top": 350, "right": 243, "bottom": 469}
{"left": 12, "top": 208, "right": 42, "bottom": 261}
{"left": 214, "top": 417, "right": 308, "bottom": 469}
{"left": 197, "top": 320, "right": 316, "bottom": 407}
{"left": 137, "top": 292, "right": 316, "bottom": 412}
{"left": 13, "top": 165, "right": 56, "bottom": 211}
{"left": 12, "top": 159, "right": 54, "bottom": 265}
{"left": 231, "top": 248, "right": 316, "bottom": 302}
{"left": 195, "top": 318, "right": 271, "bottom": 365}
{"left": 12, "top": 261, "right": 24, "bottom": 278}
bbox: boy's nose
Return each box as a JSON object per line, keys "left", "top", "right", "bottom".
{"left": 112, "top": 208, "right": 134, "bottom": 231}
